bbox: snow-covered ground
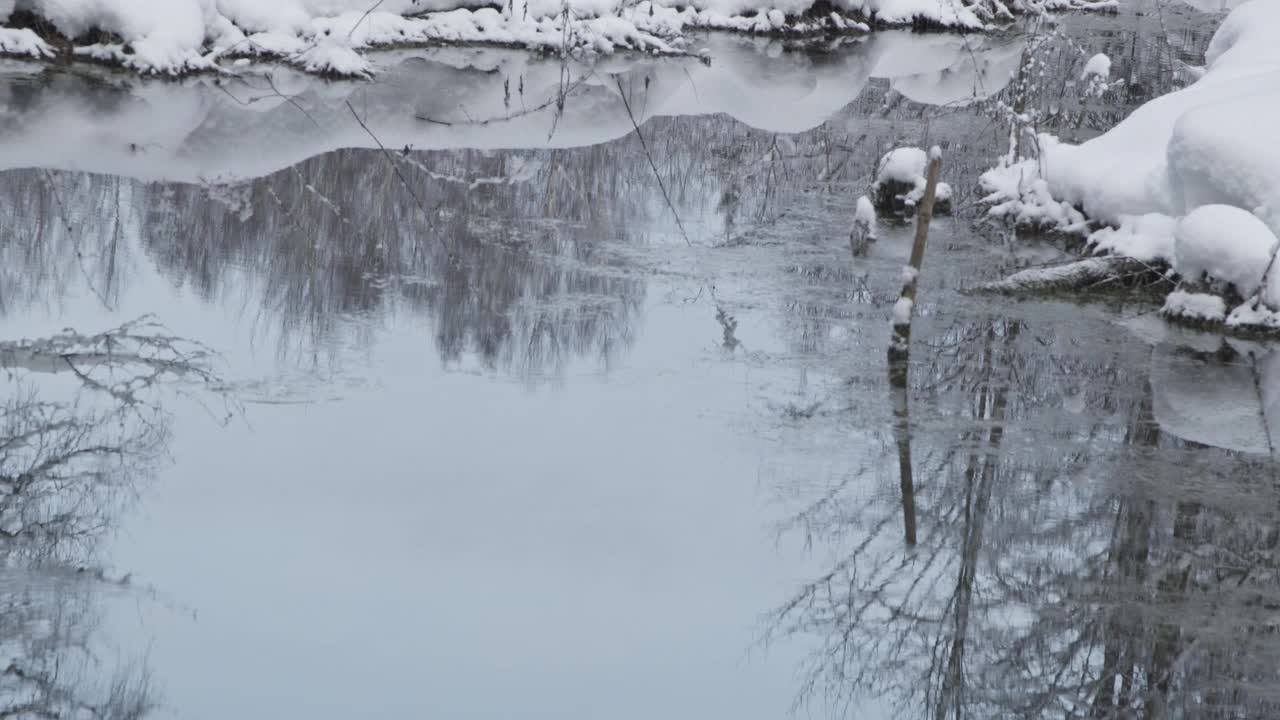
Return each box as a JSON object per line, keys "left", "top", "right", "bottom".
{"left": 0, "top": 31, "right": 1022, "bottom": 182}
{"left": 0, "top": 0, "right": 1108, "bottom": 76}
{"left": 981, "top": 0, "right": 1280, "bottom": 333}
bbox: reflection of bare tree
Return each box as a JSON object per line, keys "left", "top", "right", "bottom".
{"left": 768, "top": 316, "right": 1280, "bottom": 719}
{"left": 1, "top": 146, "right": 649, "bottom": 379}
{"left": 1, "top": 319, "right": 230, "bottom": 719}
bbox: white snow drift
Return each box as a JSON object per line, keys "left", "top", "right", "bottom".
{"left": 981, "top": 0, "right": 1280, "bottom": 332}
{"left": 0, "top": 0, "right": 1110, "bottom": 75}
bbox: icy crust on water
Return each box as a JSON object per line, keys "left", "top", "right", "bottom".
{"left": 980, "top": 0, "right": 1280, "bottom": 334}
{"left": 0, "top": 31, "right": 1023, "bottom": 181}
{"left": 0, "top": 0, "right": 1112, "bottom": 75}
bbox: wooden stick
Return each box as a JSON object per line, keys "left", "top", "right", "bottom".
{"left": 889, "top": 150, "right": 943, "bottom": 359}
{"left": 885, "top": 148, "right": 940, "bottom": 549}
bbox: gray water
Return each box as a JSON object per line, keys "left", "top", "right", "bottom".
{"left": 3, "top": 2, "right": 1277, "bottom": 719}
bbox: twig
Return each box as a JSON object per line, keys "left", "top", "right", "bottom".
{"left": 614, "top": 76, "right": 691, "bottom": 246}
{"left": 349, "top": 0, "right": 387, "bottom": 38}
{"left": 344, "top": 101, "right": 446, "bottom": 252}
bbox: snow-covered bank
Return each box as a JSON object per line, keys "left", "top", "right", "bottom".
{"left": 980, "top": 0, "right": 1280, "bottom": 334}
{"left": 0, "top": 31, "right": 1022, "bottom": 182}
{"left": 0, "top": 0, "right": 1108, "bottom": 76}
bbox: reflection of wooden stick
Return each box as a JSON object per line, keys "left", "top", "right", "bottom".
{"left": 889, "top": 151, "right": 943, "bottom": 359}
{"left": 890, "top": 374, "right": 917, "bottom": 546}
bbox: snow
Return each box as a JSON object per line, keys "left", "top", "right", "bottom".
{"left": 0, "top": 0, "right": 1108, "bottom": 75}
{"left": 875, "top": 146, "right": 949, "bottom": 207}
{"left": 900, "top": 265, "right": 918, "bottom": 284}
{"left": 980, "top": 163, "right": 1088, "bottom": 232}
{"left": 892, "top": 296, "right": 914, "bottom": 326}
{"left": 1080, "top": 52, "right": 1110, "bottom": 80}
{"left": 1087, "top": 213, "right": 1177, "bottom": 263}
{"left": 0, "top": 31, "right": 1024, "bottom": 182}
{"left": 980, "top": 0, "right": 1280, "bottom": 333}
{"left": 0, "top": 0, "right": 685, "bottom": 74}
{"left": 1036, "top": 1, "right": 1279, "bottom": 230}
{"left": 0, "top": 27, "right": 52, "bottom": 57}
{"left": 855, "top": 195, "right": 878, "bottom": 239}
{"left": 878, "top": 147, "right": 928, "bottom": 185}
{"left": 1161, "top": 290, "right": 1227, "bottom": 323}
{"left": 1173, "top": 204, "right": 1279, "bottom": 299}
{"left": 860, "top": 0, "right": 981, "bottom": 28}
{"left": 292, "top": 40, "right": 372, "bottom": 78}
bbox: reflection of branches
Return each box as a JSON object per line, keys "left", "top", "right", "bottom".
{"left": 767, "top": 314, "right": 1280, "bottom": 718}
{"left": 0, "top": 390, "right": 161, "bottom": 559}
{"left": 1, "top": 318, "right": 231, "bottom": 559}
{"left": 0, "top": 320, "right": 229, "bottom": 719}
{"left": 1, "top": 316, "right": 225, "bottom": 408}
{"left": 346, "top": 101, "right": 438, "bottom": 245}
{"left": 615, "top": 76, "right": 690, "bottom": 246}
{"left": 2, "top": 650, "right": 156, "bottom": 720}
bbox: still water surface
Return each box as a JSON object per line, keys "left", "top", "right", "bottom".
{"left": 2, "top": 2, "right": 1276, "bottom": 718}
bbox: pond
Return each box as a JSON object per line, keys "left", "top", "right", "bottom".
{"left": 2, "top": 1, "right": 1277, "bottom": 718}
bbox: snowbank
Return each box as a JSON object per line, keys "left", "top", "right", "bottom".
{"left": 0, "top": 0, "right": 1110, "bottom": 75}
{"left": 0, "top": 1, "right": 685, "bottom": 74}
{"left": 0, "top": 31, "right": 1023, "bottom": 182}
{"left": 980, "top": 0, "right": 1280, "bottom": 333}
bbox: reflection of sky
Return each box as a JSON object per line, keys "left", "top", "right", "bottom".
{"left": 104, "top": 297, "right": 831, "bottom": 719}
{"left": 0, "top": 147, "right": 843, "bottom": 718}
{"left": 0, "top": 31, "right": 1024, "bottom": 182}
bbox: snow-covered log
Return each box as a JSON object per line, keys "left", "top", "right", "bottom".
{"left": 973, "top": 256, "right": 1166, "bottom": 295}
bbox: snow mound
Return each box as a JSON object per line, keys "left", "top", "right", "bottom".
{"left": 855, "top": 195, "right": 877, "bottom": 238}
{"left": 855, "top": 196, "right": 877, "bottom": 224}
{"left": 1080, "top": 52, "right": 1109, "bottom": 80}
{"left": 874, "top": 146, "right": 950, "bottom": 211}
{"left": 892, "top": 296, "right": 913, "bottom": 326}
{"left": 879, "top": 146, "right": 927, "bottom": 183}
{"left": 1173, "top": 204, "right": 1279, "bottom": 299}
